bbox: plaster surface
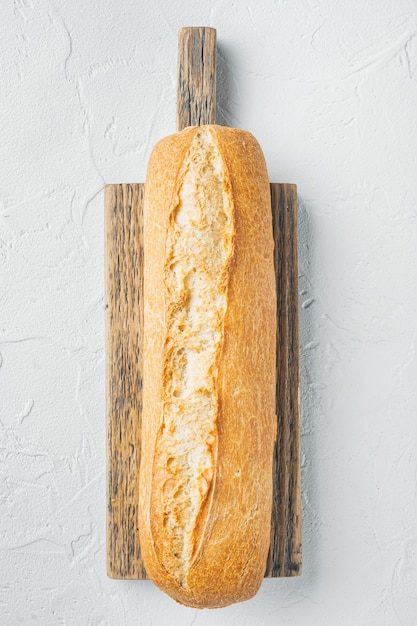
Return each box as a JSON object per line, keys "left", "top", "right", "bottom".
{"left": 1, "top": 1, "right": 417, "bottom": 624}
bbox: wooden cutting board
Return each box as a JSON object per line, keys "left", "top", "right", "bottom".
{"left": 105, "top": 27, "right": 301, "bottom": 580}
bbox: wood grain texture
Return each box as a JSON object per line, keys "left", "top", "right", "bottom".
{"left": 176, "top": 27, "right": 216, "bottom": 131}
{"left": 106, "top": 25, "right": 301, "bottom": 583}
{"left": 105, "top": 183, "right": 146, "bottom": 579}
{"left": 265, "top": 183, "right": 302, "bottom": 577}
{"left": 105, "top": 181, "right": 301, "bottom": 579}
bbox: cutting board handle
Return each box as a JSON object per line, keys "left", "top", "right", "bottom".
{"left": 176, "top": 27, "right": 217, "bottom": 131}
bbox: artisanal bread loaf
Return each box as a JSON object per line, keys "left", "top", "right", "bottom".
{"left": 139, "top": 124, "right": 276, "bottom": 608}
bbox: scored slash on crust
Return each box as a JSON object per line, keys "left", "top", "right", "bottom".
{"left": 151, "top": 127, "right": 234, "bottom": 587}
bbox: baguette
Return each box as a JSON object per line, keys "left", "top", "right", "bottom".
{"left": 139, "top": 124, "right": 276, "bottom": 608}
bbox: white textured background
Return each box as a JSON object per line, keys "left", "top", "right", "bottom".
{"left": 1, "top": 0, "right": 417, "bottom": 624}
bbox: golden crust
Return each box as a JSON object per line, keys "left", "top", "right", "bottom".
{"left": 139, "top": 125, "right": 276, "bottom": 608}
